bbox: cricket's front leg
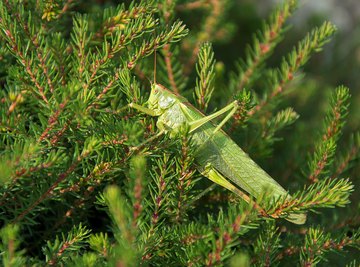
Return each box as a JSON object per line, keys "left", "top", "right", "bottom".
{"left": 128, "top": 102, "right": 158, "bottom": 116}
{"left": 129, "top": 130, "right": 165, "bottom": 152}
{"left": 199, "top": 163, "right": 268, "bottom": 217}
{"left": 126, "top": 103, "right": 164, "bottom": 151}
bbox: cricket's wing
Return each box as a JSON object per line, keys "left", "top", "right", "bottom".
{"left": 193, "top": 124, "right": 306, "bottom": 224}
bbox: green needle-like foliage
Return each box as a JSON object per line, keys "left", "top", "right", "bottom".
{"left": 194, "top": 42, "right": 216, "bottom": 112}
{"left": 0, "top": 0, "right": 358, "bottom": 266}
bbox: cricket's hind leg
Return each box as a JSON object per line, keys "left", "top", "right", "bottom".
{"left": 200, "top": 163, "right": 307, "bottom": 225}
{"left": 199, "top": 163, "right": 268, "bottom": 217}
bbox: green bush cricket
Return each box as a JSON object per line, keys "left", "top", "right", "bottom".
{"left": 127, "top": 82, "right": 306, "bottom": 225}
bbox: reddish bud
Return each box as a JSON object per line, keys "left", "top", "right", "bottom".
{"left": 260, "top": 43, "right": 270, "bottom": 54}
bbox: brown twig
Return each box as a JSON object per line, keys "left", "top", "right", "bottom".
{"left": 309, "top": 94, "right": 345, "bottom": 183}
{"left": 276, "top": 237, "right": 356, "bottom": 263}
{"left": 234, "top": 9, "right": 288, "bottom": 95}
{"left": 206, "top": 210, "right": 252, "bottom": 266}
{"left": 3, "top": 29, "right": 49, "bottom": 103}
{"left": 176, "top": 0, "right": 210, "bottom": 11}
{"left": 308, "top": 152, "right": 328, "bottom": 183}
{"left": 47, "top": 234, "right": 77, "bottom": 265}
{"left": 183, "top": 0, "right": 222, "bottom": 75}
{"left": 0, "top": 162, "right": 53, "bottom": 207}
{"left": 50, "top": 121, "right": 70, "bottom": 145}
{"left": 163, "top": 44, "right": 179, "bottom": 93}
{"left": 132, "top": 168, "right": 143, "bottom": 227}
{"left": 161, "top": 1, "right": 180, "bottom": 93}
{"left": 13, "top": 153, "right": 88, "bottom": 223}
{"left": 44, "top": 152, "right": 132, "bottom": 237}
{"left": 332, "top": 146, "right": 359, "bottom": 178}
{"left": 4, "top": 1, "right": 55, "bottom": 94}
{"left": 38, "top": 100, "right": 68, "bottom": 142}
{"left": 175, "top": 136, "right": 196, "bottom": 223}
{"left": 57, "top": 0, "right": 74, "bottom": 18}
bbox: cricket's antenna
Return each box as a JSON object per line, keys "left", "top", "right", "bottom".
{"left": 153, "top": 48, "right": 157, "bottom": 84}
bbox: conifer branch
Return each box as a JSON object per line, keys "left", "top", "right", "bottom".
{"left": 252, "top": 223, "right": 281, "bottom": 267}
{"left": 128, "top": 156, "right": 146, "bottom": 227}
{"left": 104, "top": 185, "right": 134, "bottom": 243}
{"left": 158, "top": 44, "right": 188, "bottom": 93}
{"left": 0, "top": 224, "right": 25, "bottom": 266}
{"left": 0, "top": 2, "right": 54, "bottom": 103}
{"left": 13, "top": 141, "right": 96, "bottom": 223}
{"left": 266, "top": 178, "right": 354, "bottom": 219}
{"left": 16, "top": 10, "right": 57, "bottom": 94}
{"left": 99, "top": 2, "right": 155, "bottom": 38}
{"left": 163, "top": 44, "right": 179, "bottom": 92}
{"left": 205, "top": 206, "right": 258, "bottom": 266}
{"left": 0, "top": 1, "right": 358, "bottom": 265}
{"left": 84, "top": 14, "right": 157, "bottom": 91}
{"left": 276, "top": 229, "right": 359, "bottom": 264}
{"left": 54, "top": 152, "right": 133, "bottom": 231}
{"left": 194, "top": 42, "right": 215, "bottom": 111}
{"left": 149, "top": 156, "right": 171, "bottom": 229}
{"left": 57, "top": 0, "right": 75, "bottom": 19}
{"left": 104, "top": 185, "right": 140, "bottom": 265}
{"left": 184, "top": 0, "right": 224, "bottom": 75}
{"left": 258, "top": 107, "right": 299, "bottom": 156}
{"left": 127, "top": 21, "right": 188, "bottom": 69}
{"left": 45, "top": 224, "right": 91, "bottom": 266}
{"left": 0, "top": 24, "right": 49, "bottom": 103}
{"left": 300, "top": 228, "right": 360, "bottom": 266}
{"left": 0, "top": 161, "right": 54, "bottom": 207}
{"left": 88, "top": 233, "right": 111, "bottom": 258}
{"left": 13, "top": 4, "right": 56, "bottom": 94}
{"left": 308, "top": 86, "right": 350, "bottom": 182}
{"left": 230, "top": 89, "right": 252, "bottom": 129}
{"left": 0, "top": 142, "right": 60, "bottom": 205}
{"left": 6, "top": 92, "right": 24, "bottom": 115}
{"left": 38, "top": 99, "right": 69, "bottom": 142}
{"left": 332, "top": 132, "right": 360, "bottom": 178}
{"left": 72, "top": 15, "right": 90, "bottom": 83}
{"left": 176, "top": 0, "right": 210, "bottom": 11}
{"left": 231, "top": 0, "right": 297, "bottom": 95}
{"left": 248, "top": 21, "right": 337, "bottom": 117}
{"left": 174, "top": 133, "right": 196, "bottom": 223}
{"left": 90, "top": 21, "right": 187, "bottom": 108}
{"left": 161, "top": 1, "right": 181, "bottom": 92}
{"left": 50, "top": 120, "right": 70, "bottom": 145}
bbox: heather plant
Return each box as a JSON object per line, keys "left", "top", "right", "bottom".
{"left": 0, "top": 0, "right": 359, "bottom": 266}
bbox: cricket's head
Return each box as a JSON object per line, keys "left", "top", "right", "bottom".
{"left": 147, "top": 83, "right": 178, "bottom": 115}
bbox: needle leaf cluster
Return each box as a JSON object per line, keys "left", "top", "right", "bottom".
{"left": 0, "top": 0, "right": 358, "bottom": 266}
